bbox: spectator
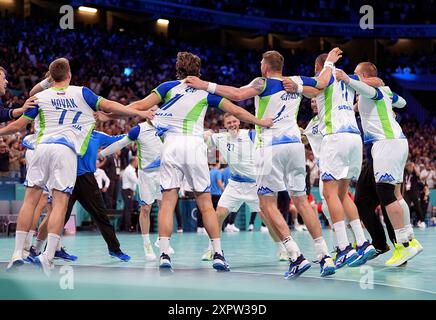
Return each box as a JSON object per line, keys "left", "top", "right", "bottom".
{"left": 404, "top": 162, "right": 426, "bottom": 229}
{"left": 0, "top": 142, "right": 10, "bottom": 177}
{"left": 121, "top": 157, "right": 139, "bottom": 232}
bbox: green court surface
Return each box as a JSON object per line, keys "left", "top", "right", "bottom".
{"left": 0, "top": 228, "right": 435, "bottom": 300}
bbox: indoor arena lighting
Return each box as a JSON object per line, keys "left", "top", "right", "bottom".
{"left": 78, "top": 6, "right": 98, "bottom": 13}
{"left": 157, "top": 19, "right": 169, "bottom": 26}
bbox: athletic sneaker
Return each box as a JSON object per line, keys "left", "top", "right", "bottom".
{"left": 154, "top": 240, "right": 175, "bottom": 254}
{"left": 144, "top": 242, "right": 157, "bottom": 261}
{"left": 201, "top": 249, "right": 213, "bottom": 261}
{"left": 319, "top": 255, "right": 335, "bottom": 277}
{"left": 109, "top": 251, "right": 131, "bottom": 262}
{"left": 385, "top": 243, "right": 419, "bottom": 267}
{"left": 417, "top": 221, "right": 426, "bottom": 229}
{"left": 24, "top": 246, "right": 39, "bottom": 263}
{"left": 333, "top": 244, "right": 359, "bottom": 269}
{"left": 229, "top": 224, "right": 240, "bottom": 232}
{"left": 248, "top": 224, "right": 254, "bottom": 232}
{"left": 284, "top": 254, "right": 311, "bottom": 279}
{"left": 177, "top": 228, "right": 183, "bottom": 233}
{"left": 349, "top": 241, "right": 377, "bottom": 267}
{"left": 409, "top": 238, "right": 423, "bottom": 253}
{"left": 33, "top": 254, "right": 54, "bottom": 277}
{"left": 6, "top": 254, "right": 25, "bottom": 271}
{"left": 260, "top": 226, "right": 268, "bottom": 233}
{"left": 373, "top": 244, "right": 390, "bottom": 259}
{"left": 54, "top": 247, "right": 78, "bottom": 261}
{"left": 212, "top": 252, "right": 230, "bottom": 271}
{"left": 197, "top": 227, "right": 207, "bottom": 233}
{"left": 159, "top": 253, "right": 172, "bottom": 269}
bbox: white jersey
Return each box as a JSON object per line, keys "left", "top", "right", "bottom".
{"left": 209, "top": 129, "right": 257, "bottom": 182}
{"left": 127, "top": 122, "right": 162, "bottom": 171}
{"left": 152, "top": 80, "right": 224, "bottom": 138}
{"left": 358, "top": 86, "right": 406, "bottom": 144}
{"left": 314, "top": 71, "right": 360, "bottom": 136}
{"left": 23, "top": 86, "right": 99, "bottom": 156}
{"left": 304, "top": 115, "right": 323, "bottom": 160}
{"left": 22, "top": 134, "right": 36, "bottom": 150}
{"left": 253, "top": 76, "right": 303, "bottom": 147}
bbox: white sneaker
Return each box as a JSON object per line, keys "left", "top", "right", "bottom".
{"left": 248, "top": 224, "right": 254, "bottom": 232}
{"left": 260, "top": 226, "right": 268, "bottom": 233}
{"left": 294, "top": 224, "right": 304, "bottom": 232}
{"left": 197, "top": 227, "right": 207, "bottom": 234}
{"left": 144, "top": 242, "right": 157, "bottom": 261}
{"left": 201, "top": 249, "right": 214, "bottom": 261}
{"left": 177, "top": 228, "right": 183, "bottom": 233}
{"left": 6, "top": 253, "right": 25, "bottom": 271}
{"left": 418, "top": 221, "right": 427, "bottom": 229}
{"left": 34, "top": 253, "right": 54, "bottom": 277}
{"left": 224, "top": 224, "right": 235, "bottom": 233}
{"left": 229, "top": 224, "right": 240, "bottom": 232}
{"left": 154, "top": 240, "right": 175, "bottom": 254}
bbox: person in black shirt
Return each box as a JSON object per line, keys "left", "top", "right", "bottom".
{"left": 404, "top": 162, "right": 426, "bottom": 228}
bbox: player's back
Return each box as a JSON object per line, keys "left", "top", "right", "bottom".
{"left": 254, "top": 77, "right": 302, "bottom": 147}
{"left": 152, "top": 80, "right": 223, "bottom": 138}
{"left": 132, "top": 121, "right": 162, "bottom": 171}
{"left": 315, "top": 72, "right": 360, "bottom": 136}
{"left": 26, "top": 86, "right": 97, "bottom": 156}
{"left": 357, "top": 86, "right": 405, "bottom": 143}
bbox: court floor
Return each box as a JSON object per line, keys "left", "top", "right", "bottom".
{"left": 0, "top": 228, "right": 435, "bottom": 300}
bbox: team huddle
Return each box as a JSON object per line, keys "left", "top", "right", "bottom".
{"left": 1, "top": 46, "right": 423, "bottom": 279}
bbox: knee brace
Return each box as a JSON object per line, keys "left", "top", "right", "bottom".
{"left": 375, "top": 183, "right": 397, "bottom": 207}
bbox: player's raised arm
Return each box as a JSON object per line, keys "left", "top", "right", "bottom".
{"left": 335, "top": 69, "right": 380, "bottom": 99}
{"left": 29, "top": 72, "right": 53, "bottom": 96}
{"left": 185, "top": 76, "right": 261, "bottom": 101}
{"left": 313, "top": 47, "right": 343, "bottom": 89}
{"left": 218, "top": 98, "right": 273, "bottom": 128}
{"left": 392, "top": 93, "right": 407, "bottom": 108}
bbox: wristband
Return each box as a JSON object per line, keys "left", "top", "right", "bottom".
{"left": 207, "top": 82, "right": 217, "bottom": 94}
{"left": 40, "top": 78, "right": 52, "bottom": 90}
{"left": 324, "top": 61, "right": 334, "bottom": 69}
{"left": 297, "top": 84, "right": 303, "bottom": 94}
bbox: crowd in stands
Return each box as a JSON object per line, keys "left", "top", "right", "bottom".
{"left": 164, "top": 0, "right": 435, "bottom": 24}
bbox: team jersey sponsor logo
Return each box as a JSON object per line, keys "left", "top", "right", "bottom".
{"left": 280, "top": 92, "right": 299, "bottom": 101}
{"left": 338, "top": 105, "right": 353, "bottom": 111}
{"left": 185, "top": 87, "right": 197, "bottom": 93}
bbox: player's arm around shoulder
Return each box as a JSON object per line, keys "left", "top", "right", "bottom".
{"left": 219, "top": 98, "right": 273, "bottom": 128}
{"left": 185, "top": 76, "right": 262, "bottom": 101}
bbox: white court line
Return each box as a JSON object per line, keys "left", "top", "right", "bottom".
{"left": 233, "top": 269, "right": 436, "bottom": 296}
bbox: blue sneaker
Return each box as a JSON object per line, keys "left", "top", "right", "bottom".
{"left": 159, "top": 253, "right": 172, "bottom": 269}
{"left": 334, "top": 244, "right": 359, "bottom": 269}
{"left": 24, "top": 246, "right": 39, "bottom": 263}
{"left": 54, "top": 247, "right": 78, "bottom": 261}
{"left": 109, "top": 251, "right": 131, "bottom": 262}
{"left": 212, "top": 252, "right": 230, "bottom": 271}
{"left": 284, "top": 254, "right": 311, "bottom": 279}
{"left": 319, "top": 255, "right": 335, "bottom": 277}
{"left": 348, "top": 241, "right": 377, "bottom": 267}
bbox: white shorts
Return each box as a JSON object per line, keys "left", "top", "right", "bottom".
{"left": 372, "top": 139, "right": 408, "bottom": 185}
{"left": 319, "top": 133, "right": 362, "bottom": 181}
{"left": 24, "top": 144, "right": 77, "bottom": 194}
{"left": 160, "top": 135, "right": 210, "bottom": 193}
{"left": 138, "top": 169, "right": 162, "bottom": 205}
{"left": 218, "top": 179, "right": 260, "bottom": 212}
{"left": 26, "top": 149, "right": 50, "bottom": 195}
{"left": 256, "top": 143, "right": 306, "bottom": 196}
